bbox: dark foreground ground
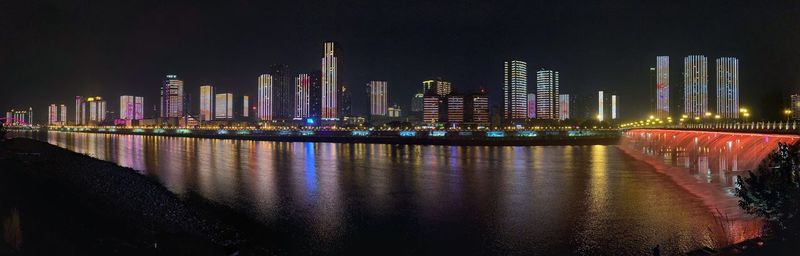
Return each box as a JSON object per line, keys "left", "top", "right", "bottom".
{"left": 0, "top": 138, "right": 272, "bottom": 255}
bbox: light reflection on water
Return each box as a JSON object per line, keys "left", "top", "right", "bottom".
{"left": 41, "top": 131, "right": 726, "bottom": 254}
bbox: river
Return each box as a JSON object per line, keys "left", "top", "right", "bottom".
{"left": 28, "top": 131, "right": 742, "bottom": 254}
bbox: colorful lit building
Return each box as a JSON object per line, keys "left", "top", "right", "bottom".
{"left": 656, "top": 56, "right": 669, "bottom": 118}
{"left": 48, "top": 104, "right": 58, "bottom": 125}
{"left": 258, "top": 74, "right": 273, "bottom": 121}
{"left": 716, "top": 57, "right": 739, "bottom": 119}
{"left": 160, "top": 74, "right": 184, "bottom": 118}
{"left": 558, "top": 94, "right": 570, "bottom": 120}
{"left": 321, "top": 41, "right": 340, "bottom": 121}
{"left": 368, "top": 81, "right": 388, "bottom": 116}
{"left": 684, "top": 55, "right": 708, "bottom": 117}
{"left": 294, "top": 74, "right": 311, "bottom": 120}
{"left": 120, "top": 95, "right": 144, "bottom": 120}
{"left": 199, "top": 85, "right": 214, "bottom": 121}
{"left": 503, "top": 60, "right": 528, "bottom": 121}
{"left": 527, "top": 93, "right": 536, "bottom": 119}
{"left": 536, "top": 69, "right": 560, "bottom": 120}
{"left": 447, "top": 94, "right": 465, "bottom": 124}
{"left": 423, "top": 94, "right": 441, "bottom": 124}
{"left": 597, "top": 91, "right": 618, "bottom": 122}
{"left": 423, "top": 78, "right": 452, "bottom": 96}
{"left": 215, "top": 93, "right": 233, "bottom": 120}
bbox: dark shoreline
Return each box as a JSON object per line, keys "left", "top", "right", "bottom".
{"left": 0, "top": 138, "right": 270, "bottom": 255}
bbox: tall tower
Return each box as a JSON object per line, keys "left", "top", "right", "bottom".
{"left": 423, "top": 78, "right": 452, "bottom": 96}
{"left": 308, "top": 71, "right": 322, "bottom": 118}
{"left": 294, "top": 74, "right": 311, "bottom": 120}
{"left": 199, "top": 85, "right": 214, "bottom": 121}
{"left": 321, "top": 41, "right": 340, "bottom": 121}
{"left": 503, "top": 60, "right": 528, "bottom": 121}
{"left": 257, "top": 74, "right": 273, "bottom": 121}
{"left": 684, "top": 55, "right": 708, "bottom": 117}
{"left": 656, "top": 56, "right": 670, "bottom": 118}
{"left": 368, "top": 81, "right": 388, "bottom": 116}
{"left": 74, "top": 96, "right": 84, "bottom": 125}
{"left": 160, "top": 74, "right": 184, "bottom": 118}
{"left": 716, "top": 57, "right": 739, "bottom": 119}
{"left": 558, "top": 94, "right": 570, "bottom": 120}
{"left": 536, "top": 69, "right": 560, "bottom": 120}
{"left": 215, "top": 93, "right": 233, "bottom": 120}
{"left": 120, "top": 95, "right": 144, "bottom": 120}
{"left": 269, "top": 64, "right": 293, "bottom": 120}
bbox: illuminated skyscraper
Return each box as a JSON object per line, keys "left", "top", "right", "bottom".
{"left": 684, "top": 55, "right": 708, "bottom": 117}
{"left": 242, "top": 95, "right": 249, "bottom": 118}
{"left": 48, "top": 104, "right": 58, "bottom": 125}
{"left": 536, "top": 69, "right": 560, "bottom": 120}
{"left": 339, "top": 84, "right": 351, "bottom": 118}
{"left": 503, "top": 60, "right": 527, "bottom": 121}
{"left": 469, "top": 90, "right": 490, "bottom": 126}
{"left": 597, "top": 91, "right": 618, "bottom": 122}
{"left": 321, "top": 41, "right": 340, "bottom": 120}
{"left": 527, "top": 93, "right": 536, "bottom": 118}
{"left": 423, "top": 95, "right": 441, "bottom": 124}
{"left": 199, "top": 85, "right": 214, "bottom": 121}
{"left": 257, "top": 74, "right": 273, "bottom": 121}
{"left": 423, "top": 78, "right": 452, "bottom": 96}
{"left": 269, "top": 64, "right": 293, "bottom": 120}
{"left": 308, "top": 71, "right": 322, "bottom": 118}
{"left": 86, "top": 97, "right": 106, "bottom": 123}
{"left": 75, "top": 96, "right": 84, "bottom": 125}
{"left": 716, "top": 57, "right": 739, "bottom": 119}
{"left": 59, "top": 104, "right": 67, "bottom": 124}
{"left": 160, "top": 74, "right": 184, "bottom": 118}
{"left": 656, "top": 56, "right": 669, "bottom": 118}
{"left": 120, "top": 95, "right": 144, "bottom": 120}
{"left": 447, "top": 94, "right": 465, "bottom": 124}
{"left": 295, "top": 74, "right": 311, "bottom": 120}
{"left": 558, "top": 94, "right": 570, "bottom": 120}
{"left": 368, "top": 81, "right": 388, "bottom": 116}
{"left": 215, "top": 93, "right": 233, "bottom": 120}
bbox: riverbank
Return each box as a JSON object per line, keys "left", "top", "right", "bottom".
{"left": 0, "top": 138, "right": 269, "bottom": 255}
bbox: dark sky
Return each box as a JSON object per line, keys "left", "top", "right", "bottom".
{"left": 2, "top": 0, "right": 800, "bottom": 122}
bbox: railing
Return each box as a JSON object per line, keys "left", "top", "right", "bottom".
{"left": 628, "top": 121, "right": 800, "bottom": 134}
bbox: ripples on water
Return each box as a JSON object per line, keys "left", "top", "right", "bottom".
{"left": 35, "top": 131, "right": 730, "bottom": 254}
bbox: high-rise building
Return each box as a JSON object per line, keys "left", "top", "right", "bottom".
{"left": 423, "top": 78, "right": 452, "bottom": 96}
{"left": 423, "top": 95, "right": 441, "bottom": 124}
{"left": 503, "top": 60, "right": 528, "bottom": 121}
{"left": 321, "top": 41, "right": 340, "bottom": 121}
{"left": 59, "top": 104, "right": 67, "bottom": 124}
{"left": 558, "top": 94, "right": 570, "bottom": 120}
{"left": 339, "top": 84, "right": 351, "bottom": 118}
{"left": 199, "top": 85, "right": 214, "bottom": 121}
{"left": 447, "top": 94, "right": 465, "bottom": 124}
{"left": 536, "top": 69, "right": 560, "bottom": 120}
{"left": 388, "top": 105, "right": 401, "bottom": 118}
{"left": 295, "top": 74, "right": 311, "bottom": 120}
{"left": 791, "top": 94, "right": 800, "bottom": 120}
{"left": 527, "top": 93, "right": 536, "bottom": 119}
{"left": 368, "top": 81, "right": 388, "bottom": 116}
{"left": 411, "top": 93, "right": 424, "bottom": 113}
{"left": 86, "top": 97, "right": 106, "bottom": 123}
{"left": 160, "top": 75, "right": 184, "bottom": 118}
{"left": 656, "top": 56, "right": 670, "bottom": 118}
{"left": 466, "top": 88, "right": 490, "bottom": 126}
{"left": 120, "top": 95, "right": 144, "bottom": 120}
{"left": 258, "top": 74, "right": 273, "bottom": 121}
{"left": 75, "top": 96, "right": 84, "bottom": 125}
{"left": 716, "top": 57, "right": 739, "bottom": 119}
{"left": 48, "top": 104, "right": 58, "bottom": 125}
{"left": 597, "top": 91, "right": 618, "bottom": 122}
{"left": 308, "top": 71, "right": 322, "bottom": 118}
{"left": 684, "top": 55, "right": 708, "bottom": 117}
{"left": 215, "top": 93, "right": 233, "bottom": 120}
{"left": 242, "top": 95, "right": 249, "bottom": 118}
{"left": 6, "top": 108, "right": 32, "bottom": 126}
{"left": 269, "top": 64, "right": 293, "bottom": 120}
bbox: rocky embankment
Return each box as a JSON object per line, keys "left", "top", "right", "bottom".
{"left": 0, "top": 138, "right": 266, "bottom": 255}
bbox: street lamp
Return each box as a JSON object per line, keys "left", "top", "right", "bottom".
{"left": 784, "top": 109, "right": 792, "bottom": 122}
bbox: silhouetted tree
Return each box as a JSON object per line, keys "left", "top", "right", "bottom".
{"left": 735, "top": 142, "right": 800, "bottom": 237}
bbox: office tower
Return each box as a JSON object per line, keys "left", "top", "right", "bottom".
{"left": 160, "top": 75, "right": 184, "bottom": 118}
{"left": 716, "top": 57, "right": 739, "bottom": 119}
{"left": 656, "top": 56, "right": 669, "bottom": 118}
{"left": 598, "top": 91, "right": 618, "bottom": 122}
{"left": 120, "top": 95, "right": 144, "bottom": 120}
{"left": 268, "top": 64, "right": 293, "bottom": 120}
{"left": 527, "top": 93, "right": 536, "bottom": 118}
{"left": 503, "top": 60, "right": 528, "bottom": 121}
{"left": 258, "top": 74, "right": 273, "bottom": 121}
{"left": 447, "top": 94, "right": 465, "bottom": 124}
{"left": 48, "top": 104, "right": 58, "bottom": 125}
{"left": 308, "top": 71, "right": 322, "bottom": 118}
{"left": 321, "top": 41, "right": 340, "bottom": 120}
{"left": 368, "top": 81, "right": 388, "bottom": 116}
{"left": 215, "top": 93, "right": 233, "bottom": 119}
{"left": 423, "top": 95, "right": 441, "bottom": 123}
{"left": 684, "top": 55, "right": 708, "bottom": 117}
{"left": 6, "top": 109, "right": 32, "bottom": 125}
{"left": 339, "top": 84, "right": 351, "bottom": 118}
{"left": 791, "top": 94, "right": 800, "bottom": 120}
{"left": 388, "top": 105, "right": 401, "bottom": 118}
{"left": 242, "top": 95, "right": 249, "bottom": 118}
{"left": 59, "top": 104, "right": 67, "bottom": 124}
{"left": 75, "top": 96, "right": 84, "bottom": 125}
{"left": 558, "top": 94, "right": 570, "bottom": 120}
{"left": 422, "top": 78, "right": 452, "bottom": 96}
{"left": 467, "top": 88, "right": 490, "bottom": 126}
{"left": 199, "top": 85, "right": 214, "bottom": 121}
{"left": 295, "top": 74, "right": 311, "bottom": 120}
{"left": 86, "top": 97, "right": 106, "bottom": 122}
{"left": 536, "top": 69, "right": 560, "bottom": 120}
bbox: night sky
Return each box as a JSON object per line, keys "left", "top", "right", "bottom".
{"left": 2, "top": 0, "right": 799, "bottom": 122}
